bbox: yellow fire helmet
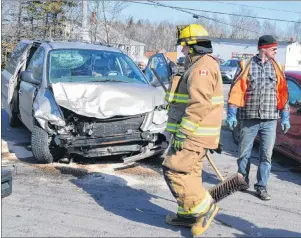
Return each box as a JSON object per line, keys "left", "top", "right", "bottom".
{"left": 177, "top": 24, "right": 210, "bottom": 46}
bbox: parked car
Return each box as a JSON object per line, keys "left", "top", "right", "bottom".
{"left": 220, "top": 59, "right": 240, "bottom": 83}
{"left": 1, "top": 40, "right": 169, "bottom": 164}
{"left": 232, "top": 71, "right": 301, "bottom": 163}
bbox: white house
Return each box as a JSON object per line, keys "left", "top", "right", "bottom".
{"left": 177, "top": 38, "right": 301, "bottom": 70}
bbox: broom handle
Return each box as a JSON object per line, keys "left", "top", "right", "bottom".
{"left": 205, "top": 153, "right": 225, "bottom": 182}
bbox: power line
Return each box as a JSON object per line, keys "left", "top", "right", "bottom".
{"left": 145, "top": 0, "right": 262, "bottom": 34}
{"left": 210, "top": 1, "right": 301, "bottom": 15}
{"left": 131, "top": 1, "right": 301, "bottom": 24}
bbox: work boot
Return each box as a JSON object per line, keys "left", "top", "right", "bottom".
{"left": 191, "top": 203, "right": 219, "bottom": 236}
{"left": 239, "top": 174, "right": 249, "bottom": 191}
{"left": 255, "top": 187, "right": 271, "bottom": 201}
{"left": 165, "top": 214, "right": 196, "bottom": 227}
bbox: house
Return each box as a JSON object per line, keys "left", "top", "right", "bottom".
{"left": 177, "top": 37, "right": 301, "bottom": 70}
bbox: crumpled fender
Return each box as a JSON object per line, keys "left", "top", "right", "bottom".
{"left": 33, "top": 87, "right": 65, "bottom": 134}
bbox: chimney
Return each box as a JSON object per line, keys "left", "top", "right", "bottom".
{"left": 92, "top": 12, "right": 97, "bottom": 24}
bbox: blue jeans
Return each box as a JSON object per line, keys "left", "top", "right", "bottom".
{"left": 237, "top": 119, "right": 277, "bottom": 188}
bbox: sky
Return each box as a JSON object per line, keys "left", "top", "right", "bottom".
{"left": 121, "top": 1, "right": 301, "bottom": 30}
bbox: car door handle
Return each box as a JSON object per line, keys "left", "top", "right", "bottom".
{"left": 18, "top": 89, "right": 23, "bottom": 94}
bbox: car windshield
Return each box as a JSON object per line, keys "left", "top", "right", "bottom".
{"left": 222, "top": 60, "right": 239, "bottom": 67}
{"left": 48, "top": 49, "right": 148, "bottom": 84}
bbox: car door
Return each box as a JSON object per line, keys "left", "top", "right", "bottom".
{"left": 275, "top": 77, "right": 301, "bottom": 158}
{"left": 1, "top": 41, "right": 32, "bottom": 115}
{"left": 19, "top": 47, "right": 45, "bottom": 131}
{"left": 144, "top": 53, "right": 172, "bottom": 91}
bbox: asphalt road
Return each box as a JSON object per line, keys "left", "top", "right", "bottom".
{"left": 1, "top": 88, "right": 301, "bottom": 237}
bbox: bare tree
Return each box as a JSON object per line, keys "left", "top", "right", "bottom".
{"left": 292, "top": 18, "right": 301, "bottom": 42}
{"left": 89, "top": 0, "right": 128, "bottom": 44}
{"left": 228, "top": 8, "right": 260, "bottom": 39}
{"left": 261, "top": 20, "right": 280, "bottom": 39}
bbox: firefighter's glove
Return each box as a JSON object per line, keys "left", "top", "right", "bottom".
{"left": 226, "top": 107, "right": 238, "bottom": 131}
{"left": 281, "top": 111, "right": 290, "bottom": 134}
{"left": 172, "top": 131, "right": 186, "bottom": 151}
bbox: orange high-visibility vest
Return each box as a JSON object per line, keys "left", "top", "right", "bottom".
{"left": 228, "top": 58, "right": 288, "bottom": 110}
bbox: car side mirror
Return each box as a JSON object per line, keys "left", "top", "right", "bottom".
{"left": 20, "top": 70, "right": 40, "bottom": 85}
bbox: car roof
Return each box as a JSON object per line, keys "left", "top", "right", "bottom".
{"left": 47, "top": 41, "right": 121, "bottom": 53}
{"left": 285, "top": 71, "right": 301, "bottom": 82}
{"left": 25, "top": 39, "right": 122, "bottom": 53}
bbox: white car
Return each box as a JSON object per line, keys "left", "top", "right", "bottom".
{"left": 1, "top": 40, "right": 169, "bottom": 164}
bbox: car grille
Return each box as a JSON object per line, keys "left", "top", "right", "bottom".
{"left": 62, "top": 107, "right": 146, "bottom": 138}
{"left": 92, "top": 115, "right": 145, "bottom": 137}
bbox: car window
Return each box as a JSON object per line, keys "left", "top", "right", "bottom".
{"left": 27, "top": 47, "right": 45, "bottom": 81}
{"left": 6, "top": 42, "right": 29, "bottom": 74}
{"left": 145, "top": 53, "right": 170, "bottom": 86}
{"left": 48, "top": 49, "right": 148, "bottom": 84}
{"left": 229, "top": 60, "right": 239, "bottom": 67}
{"left": 287, "top": 78, "right": 301, "bottom": 104}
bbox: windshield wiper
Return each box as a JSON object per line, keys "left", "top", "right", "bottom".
{"left": 91, "top": 79, "right": 127, "bottom": 83}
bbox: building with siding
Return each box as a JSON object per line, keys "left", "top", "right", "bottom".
{"left": 177, "top": 38, "right": 301, "bottom": 70}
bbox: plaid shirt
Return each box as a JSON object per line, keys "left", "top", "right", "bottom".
{"left": 238, "top": 55, "right": 280, "bottom": 120}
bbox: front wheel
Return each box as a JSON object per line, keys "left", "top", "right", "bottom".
{"left": 31, "top": 125, "right": 54, "bottom": 163}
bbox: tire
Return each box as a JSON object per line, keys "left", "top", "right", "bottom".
{"left": 232, "top": 121, "right": 241, "bottom": 145}
{"left": 1, "top": 169, "right": 12, "bottom": 198}
{"left": 31, "top": 125, "right": 54, "bottom": 164}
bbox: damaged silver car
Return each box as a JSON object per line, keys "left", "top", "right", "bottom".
{"left": 1, "top": 40, "right": 169, "bottom": 163}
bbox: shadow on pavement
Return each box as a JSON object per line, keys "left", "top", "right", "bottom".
{"left": 216, "top": 213, "right": 301, "bottom": 237}
{"left": 55, "top": 166, "right": 192, "bottom": 237}
{"left": 220, "top": 128, "right": 301, "bottom": 187}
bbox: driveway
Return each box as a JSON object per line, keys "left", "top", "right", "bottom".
{"left": 2, "top": 107, "right": 301, "bottom": 237}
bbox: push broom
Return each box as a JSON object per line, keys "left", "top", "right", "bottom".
{"left": 150, "top": 67, "right": 247, "bottom": 203}
{"left": 206, "top": 147, "right": 247, "bottom": 202}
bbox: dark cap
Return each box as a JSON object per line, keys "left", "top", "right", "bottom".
{"left": 258, "top": 35, "right": 278, "bottom": 49}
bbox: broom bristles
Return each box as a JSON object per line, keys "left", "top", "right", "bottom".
{"left": 208, "top": 173, "right": 247, "bottom": 202}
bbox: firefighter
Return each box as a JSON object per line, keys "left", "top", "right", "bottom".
{"left": 162, "top": 24, "right": 224, "bottom": 236}
{"left": 227, "top": 35, "right": 290, "bottom": 200}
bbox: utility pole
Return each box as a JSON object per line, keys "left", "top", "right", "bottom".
{"left": 81, "top": 0, "right": 90, "bottom": 41}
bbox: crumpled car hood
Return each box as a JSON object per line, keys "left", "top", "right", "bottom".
{"left": 52, "top": 82, "right": 165, "bottom": 119}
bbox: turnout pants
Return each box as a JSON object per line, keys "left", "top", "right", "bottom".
{"left": 162, "top": 146, "right": 213, "bottom": 217}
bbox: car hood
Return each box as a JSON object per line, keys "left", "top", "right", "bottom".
{"left": 220, "top": 66, "right": 237, "bottom": 72}
{"left": 51, "top": 82, "right": 165, "bottom": 119}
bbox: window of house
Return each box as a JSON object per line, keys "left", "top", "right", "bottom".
{"left": 135, "top": 46, "right": 140, "bottom": 55}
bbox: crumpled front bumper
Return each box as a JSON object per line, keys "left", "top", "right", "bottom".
{"left": 55, "top": 131, "right": 168, "bottom": 159}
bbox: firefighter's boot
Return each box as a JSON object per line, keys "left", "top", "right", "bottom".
{"left": 191, "top": 203, "right": 219, "bottom": 236}
{"left": 165, "top": 213, "right": 196, "bottom": 227}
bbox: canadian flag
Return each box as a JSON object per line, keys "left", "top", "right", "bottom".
{"left": 199, "top": 70, "right": 209, "bottom": 76}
